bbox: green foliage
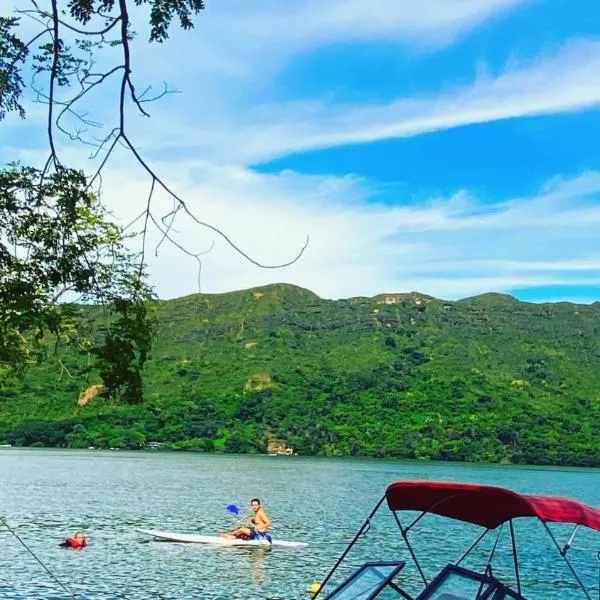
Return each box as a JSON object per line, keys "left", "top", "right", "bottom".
{"left": 65, "top": 0, "right": 205, "bottom": 42}
{"left": 145, "top": 0, "right": 206, "bottom": 42}
{"left": 0, "top": 285, "right": 599, "bottom": 466}
{"left": 90, "top": 297, "right": 155, "bottom": 403}
{"left": 0, "top": 165, "right": 155, "bottom": 402}
{"left": 1, "top": 1, "right": 207, "bottom": 400}
{"left": 0, "top": 16, "right": 26, "bottom": 120}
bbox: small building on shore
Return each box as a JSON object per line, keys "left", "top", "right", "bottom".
{"left": 266, "top": 438, "right": 294, "bottom": 455}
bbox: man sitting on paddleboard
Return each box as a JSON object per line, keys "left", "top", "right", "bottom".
{"left": 222, "top": 498, "right": 272, "bottom": 542}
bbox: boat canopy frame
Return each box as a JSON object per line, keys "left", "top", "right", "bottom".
{"left": 314, "top": 480, "right": 600, "bottom": 600}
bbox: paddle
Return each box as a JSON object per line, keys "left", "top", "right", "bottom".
{"left": 224, "top": 504, "right": 246, "bottom": 533}
{"left": 226, "top": 504, "right": 240, "bottom": 515}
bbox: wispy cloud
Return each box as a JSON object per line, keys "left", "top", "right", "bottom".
{"left": 94, "top": 158, "right": 600, "bottom": 302}
{"left": 129, "top": 38, "right": 600, "bottom": 165}
{"left": 139, "top": 0, "right": 532, "bottom": 83}
{"left": 220, "top": 0, "right": 532, "bottom": 51}
{"left": 6, "top": 4, "right": 594, "bottom": 171}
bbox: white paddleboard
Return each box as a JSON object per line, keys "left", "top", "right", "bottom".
{"left": 137, "top": 528, "right": 308, "bottom": 548}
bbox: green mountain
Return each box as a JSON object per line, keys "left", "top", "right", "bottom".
{"left": 1, "top": 284, "right": 599, "bottom": 466}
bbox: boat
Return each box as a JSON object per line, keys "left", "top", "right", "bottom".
{"left": 312, "top": 480, "right": 600, "bottom": 599}
{"left": 136, "top": 527, "right": 308, "bottom": 548}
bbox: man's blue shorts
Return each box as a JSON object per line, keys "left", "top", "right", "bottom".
{"left": 249, "top": 529, "right": 272, "bottom": 543}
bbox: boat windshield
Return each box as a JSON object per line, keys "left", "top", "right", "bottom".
{"left": 415, "top": 565, "right": 524, "bottom": 600}
{"left": 324, "top": 563, "right": 527, "bottom": 600}
{"left": 324, "top": 562, "right": 406, "bottom": 600}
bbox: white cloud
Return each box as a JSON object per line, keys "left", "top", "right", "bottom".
{"left": 221, "top": 0, "right": 531, "bottom": 50}
{"left": 136, "top": 0, "right": 532, "bottom": 84}
{"left": 134, "top": 38, "right": 600, "bottom": 165}
{"left": 92, "top": 157, "right": 600, "bottom": 302}
{"left": 4, "top": 137, "right": 599, "bottom": 303}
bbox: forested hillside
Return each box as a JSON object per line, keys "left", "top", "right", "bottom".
{"left": 1, "top": 284, "right": 599, "bottom": 466}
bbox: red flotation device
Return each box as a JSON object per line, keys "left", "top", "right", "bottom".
{"left": 60, "top": 535, "right": 87, "bottom": 548}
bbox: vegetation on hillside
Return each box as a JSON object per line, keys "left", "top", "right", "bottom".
{"left": 1, "top": 284, "right": 599, "bottom": 466}
{"left": 0, "top": 166, "right": 154, "bottom": 403}
{"left": 2, "top": 2, "right": 304, "bottom": 404}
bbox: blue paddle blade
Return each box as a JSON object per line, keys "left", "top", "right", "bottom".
{"left": 226, "top": 504, "right": 240, "bottom": 515}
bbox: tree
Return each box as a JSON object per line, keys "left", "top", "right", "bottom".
{"left": 1, "top": 1, "right": 307, "bottom": 266}
{"left": 1, "top": 1, "right": 307, "bottom": 402}
{"left": 0, "top": 164, "right": 154, "bottom": 402}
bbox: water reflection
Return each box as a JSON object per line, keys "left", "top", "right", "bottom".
{"left": 248, "top": 546, "right": 270, "bottom": 584}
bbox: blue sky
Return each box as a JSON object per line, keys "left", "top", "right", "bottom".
{"left": 4, "top": 0, "right": 600, "bottom": 302}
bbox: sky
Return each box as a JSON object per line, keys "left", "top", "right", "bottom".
{"left": 3, "top": 0, "right": 600, "bottom": 302}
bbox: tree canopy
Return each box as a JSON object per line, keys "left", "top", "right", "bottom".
{"left": 0, "top": 164, "right": 154, "bottom": 401}
{"left": 1, "top": 285, "right": 598, "bottom": 466}
{"left": 1, "top": 1, "right": 208, "bottom": 401}
{"left": 1, "top": 1, "right": 306, "bottom": 402}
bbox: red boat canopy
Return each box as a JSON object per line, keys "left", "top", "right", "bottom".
{"left": 385, "top": 481, "right": 600, "bottom": 532}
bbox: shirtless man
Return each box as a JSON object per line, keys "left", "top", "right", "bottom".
{"left": 222, "top": 498, "right": 272, "bottom": 541}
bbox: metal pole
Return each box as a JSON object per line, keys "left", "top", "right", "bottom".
{"left": 487, "top": 525, "right": 503, "bottom": 570}
{"left": 392, "top": 510, "right": 428, "bottom": 586}
{"left": 509, "top": 519, "right": 521, "bottom": 596}
{"left": 541, "top": 521, "right": 592, "bottom": 600}
{"left": 311, "top": 494, "right": 387, "bottom": 600}
{"left": 561, "top": 525, "right": 580, "bottom": 556}
{"left": 456, "top": 528, "right": 489, "bottom": 566}
{"left": 598, "top": 552, "right": 600, "bottom": 600}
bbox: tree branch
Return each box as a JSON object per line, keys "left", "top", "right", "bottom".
{"left": 8, "top": 0, "right": 309, "bottom": 304}
{"left": 46, "top": 0, "right": 60, "bottom": 171}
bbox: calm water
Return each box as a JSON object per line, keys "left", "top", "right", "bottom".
{"left": 0, "top": 449, "right": 598, "bottom": 599}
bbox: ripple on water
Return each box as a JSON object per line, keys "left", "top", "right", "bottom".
{"left": 1, "top": 450, "right": 598, "bottom": 599}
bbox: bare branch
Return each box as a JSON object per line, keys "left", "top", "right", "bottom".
{"left": 117, "top": 0, "right": 135, "bottom": 124}
{"left": 125, "top": 131, "right": 310, "bottom": 267}
{"left": 54, "top": 66, "right": 123, "bottom": 139}
{"left": 138, "top": 176, "right": 154, "bottom": 281}
{"left": 46, "top": 0, "right": 60, "bottom": 171}
{"left": 51, "top": 284, "right": 74, "bottom": 304}
{"left": 156, "top": 199, "right": 181, "bottom": 255}
{"left": 7, "top": 0, "right": 309, "bottom": 305}
{"left": 138, "top": 82, "right": 178, "bottom": 103}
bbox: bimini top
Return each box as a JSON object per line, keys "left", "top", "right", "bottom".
{"left": 385, "top": 480, "right": 600, "bottom": 531}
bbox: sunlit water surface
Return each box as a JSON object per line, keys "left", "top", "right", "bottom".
{"left": 0, "top": 449, "right": 598, "bottom": 599}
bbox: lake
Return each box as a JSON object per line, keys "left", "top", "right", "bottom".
{"left": 0, "top": 449, "right": 598, "bottom": 599}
